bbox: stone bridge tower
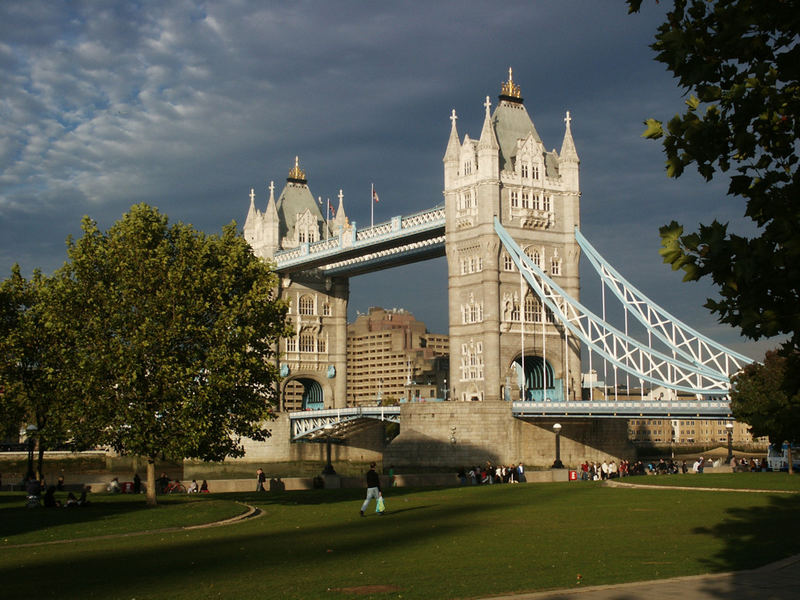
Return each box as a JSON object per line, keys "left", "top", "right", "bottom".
{"left": 444, "top": 70, "right": 582, "bottom": 403}
{"left": 244, "top": 158, "right": 350, "bottom": 410}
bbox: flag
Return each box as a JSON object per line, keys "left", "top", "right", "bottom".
{"left": 328, "top": 204, "right": 336, "bottom": 217}
{"left": 372, "top": 189, "right": 380, "bottom": 203}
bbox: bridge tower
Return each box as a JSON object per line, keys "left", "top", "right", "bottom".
{"left": 444, "top": 69, "right": 582, "bottom": 403}
{"left": 244, "top": 157, "right": 350, "bottom": 410}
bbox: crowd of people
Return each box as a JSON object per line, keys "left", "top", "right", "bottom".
{"left": 458, "top": 462, "right": 526, "bottom": 485}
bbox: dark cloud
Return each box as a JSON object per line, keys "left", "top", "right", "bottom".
{"left": 0, "top": 0, "right": 773, "bottom": 359}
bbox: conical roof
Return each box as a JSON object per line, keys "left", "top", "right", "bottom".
{"left": 275, "top": 157, "right": 324, "bottom": 241}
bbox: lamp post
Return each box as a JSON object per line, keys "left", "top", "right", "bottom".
{"left": 442, "top": 377, "right": 448, "bottom": 401}
{"left": 322, "top": 423, "right": 336, "bottom": 475}
{"left": 552, "top": 423, "right": 564, "bottom": 469}
{"left": 725, "top": 422, "right": 734, "bottom": 465}
{"left": 25, "top": 424, "right": 38, "bottom": 481}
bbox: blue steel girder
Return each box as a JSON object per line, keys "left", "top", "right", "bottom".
{"left": 274, "top": 207, "right": 445, "bottom": 274}
{"left": 495, "top": 219, "right": 733, "bottom": 397}
{"left": 289, "top": 406, "right": 400, "bottom": 441}
{"left": 511, "top": 400, "right": 732, "bottom": 419}
{"left": 575, "top": 228, "right": 752, "bottom": 377}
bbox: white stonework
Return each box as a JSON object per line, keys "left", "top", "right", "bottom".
{"left": 443, "top": 70, "right": 582, "bottom": 403}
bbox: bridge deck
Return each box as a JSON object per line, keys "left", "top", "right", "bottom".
{"left": 288, "top": 400, "right": 731, "bottom": 440}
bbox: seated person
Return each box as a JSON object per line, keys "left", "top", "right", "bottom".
{"left": 187, "top": 479, "right": 199, "bottom": 493}
{"left": 108, "top": 477, "right": 121, "bottom": 493}
{"left": 66, "top": 492, "right": 78, "bottom": 507}
{"left": 200, "top": 480, "right": 209, "bottom": 493}
{"left": 43, "top": 485, "right": 61, "bottom": 508}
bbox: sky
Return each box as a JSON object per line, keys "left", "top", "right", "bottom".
{"left": 0, "top": 1, "right": 778, "bottom": 362}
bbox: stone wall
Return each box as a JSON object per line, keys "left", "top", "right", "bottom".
{"left": 234, "top": 413, "right": 385, "bottom": 466}
{"left": 383, "top": 402, "right": 635, "bottom": 469}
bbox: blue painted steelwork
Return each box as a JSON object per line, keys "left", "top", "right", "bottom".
{"left": 495, "top": 218, "right": 734, "bottom": 397}
{"left": 575, "top": 228, "right": 752, "bottom": 377}
{"left": 274, "top": 206, "right": 445, "bottom": 275}
{"left": 511, "top": 400, "right": 732, "bottom": 420}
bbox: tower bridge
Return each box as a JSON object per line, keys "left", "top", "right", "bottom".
{"left": 244, "top": 70, "right": 750, "bottom": 466}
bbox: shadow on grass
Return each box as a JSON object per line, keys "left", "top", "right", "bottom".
{"left": 691, "top": 492, "right": 800, "bottom": 598}
{"left": 0, "top": 496, "right": 496, "bottom": 599}
{"left": 0, "top": 492, "right": 212, "bottom": 540}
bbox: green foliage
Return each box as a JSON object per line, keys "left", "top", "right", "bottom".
{"left": 730, "top": 350, "right": 800, "bottom": 445}
{"left": 0, "top": 266, "right": 68, "bottom": 456}
{"left": 629, "top": 1, "right": 800, "bottom": 356}
{"left": 47, "top": 204, "right": 290, "bottom": 468}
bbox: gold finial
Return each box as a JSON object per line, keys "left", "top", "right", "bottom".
{"left": 287, "top": 155, "right": 307, "bottom": 183}
{"left": 500, "top": 67, "right": 522, "bottom": 100}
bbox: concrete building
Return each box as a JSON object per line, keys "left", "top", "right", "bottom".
{"left": 346, "top": 307, "right": 448, "bottom": 405}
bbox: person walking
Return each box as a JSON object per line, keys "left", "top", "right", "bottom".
{"left": 256, "top": 468, "right": 266, "bottom": 492}
{"left": 360, "top": 462, "right": 382, "bottom": 516}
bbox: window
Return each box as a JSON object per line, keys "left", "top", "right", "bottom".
{"left": 522, "top": 192, "right": 530, "bottom": 208}
{"left": 285, "top": 337, "right": 297, "bottom": 353}
{"left": 300, "top": 334, "right": 315, "bottom": 353}
{"left": 510, "top": 190, "right": 519, "bottom": 208}
{"left": 322, "top": 303, "right": 331, "bottom": 317}
{"left": 532, "top": 164, "right": 539, "bottom": 180}
{"left": 525, "top": 294, "right": 539, "bottom": 322}
{"left": 533, "top": 194, "right": 541, "bottom": 210}
{"left": 521, "top": 163, "right": 529, "bottom": 178}
{"left": 464, "top": 161, "right": 472, "bottom": 175}
{"left": 543, "top": 195, "right": 552, "bottom": 211}
{"left": 503, "top": 253, "right": 515, "bottom": 271}
{"left": 551, "top": 257, "right": 561, "bottom": 276}
{"left": 298, "top": 295, "right": 314, "bottom": 315}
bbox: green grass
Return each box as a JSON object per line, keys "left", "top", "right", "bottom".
{"left": 2, "top": 479, "right": 800, "bottom": 599}
{"left": 621, "top": 472, "right": 800, "bottom": 491}
{"left": 0, "top": 493, "right": 247, "bottom": 546}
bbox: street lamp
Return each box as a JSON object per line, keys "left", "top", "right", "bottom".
{"left": 322, "top": 423, "right": 336, "bottom": 475}
{"left": 442, "top": 377, "right": 448, "bottom": 401}
{"left": 25, "top": 424, "right": 38, "bottom": 481}
{"left": 552, "top": 423, "right": 564, "bottom": 469}
{"left": 725, "top": 422, "right": 734, "bottom": 465}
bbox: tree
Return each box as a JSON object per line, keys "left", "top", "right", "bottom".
{"left": 48, "top": 204, "right": 289, "bottom": 505}
{"left": 627, "top": 1, "right": 800, "bottom": 358}
{"left": 0, "top": 266, "right": 67, "bottom": 478}
{"left": 730, "top": 350, "right": 800, "bottom": 472}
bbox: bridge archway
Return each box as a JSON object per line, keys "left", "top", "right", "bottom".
{"left": 511, "top": 355, "right": 562, "bottom": 402}
{"left": 282, "top": 377, "right": 325, "bottom": 411}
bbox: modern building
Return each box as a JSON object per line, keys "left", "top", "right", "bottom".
{"left": 628, "top": 418, "right": 757, "bottom": 445}
{"left": 346, "top": 307, "right": 448, "bottom": 405}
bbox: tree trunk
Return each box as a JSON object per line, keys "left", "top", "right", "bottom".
{"left": 36, "top": 439, "right": 44, "bottom": 481}
{"left": 789, "top": 446, "right": 794, "bottom": 475}
{"left": 146, "top": 458, "right": 157, "bottom": 506}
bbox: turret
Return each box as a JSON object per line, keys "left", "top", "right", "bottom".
{"left": 477, "top": 96, "right": 499, "bottom": 178}
{"left": 443, "top": 109, "right": 460, "bottom": 189}
{"left": 559, "top": 111, "right": 580, "bottom": 192}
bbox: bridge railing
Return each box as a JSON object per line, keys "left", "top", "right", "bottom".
{"left": 511, "top": 400, "right": 732, "bottom": 419}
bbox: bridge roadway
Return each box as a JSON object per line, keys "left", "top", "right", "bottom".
{"left": 289, "top": 400, "right": 732, "bottom": 441}
{"left": 273, "top": 206, "right": 445, "bottom": 276}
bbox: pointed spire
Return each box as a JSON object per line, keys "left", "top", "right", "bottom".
{"left": 560, "top": 110, "right": 579, "bottom": 162}
{"left": 478, "top": 95, "right": 499, "bottom": 150}
{"left": 333, "top": 188, "right": 348, "bottom": 230}
{"left": 266, "top": 180, "right": 278, "bottom": 219}
{"left": 444, "top": 108, "right": 461, "bottom": 162}
{"left": 244, "top": 187, "right": 258, "bottom": 230}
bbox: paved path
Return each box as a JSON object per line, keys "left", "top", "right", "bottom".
{"left": 483, "top": 554, "right": 800, "bottom": 599}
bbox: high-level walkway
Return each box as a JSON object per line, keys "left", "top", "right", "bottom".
{"left": 484, "top": 554, "right": 800, "bottom": 600}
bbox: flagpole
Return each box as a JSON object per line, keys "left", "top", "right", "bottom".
{"left": 371, "top": 182, "right": 374, "bottom": 228}
{"left": 326, "top": 198, "right": 330, "bottom": 240}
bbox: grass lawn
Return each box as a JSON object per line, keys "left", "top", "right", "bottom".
{"left": 619, "top": 472, "right": 800, "bottom": 491}
{"left": 1, "top": 479, "right": 800, "bottom": 599}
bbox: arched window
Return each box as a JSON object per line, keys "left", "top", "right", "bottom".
{"left": 298, "top": 295, "right": 314, "bottom": 315}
